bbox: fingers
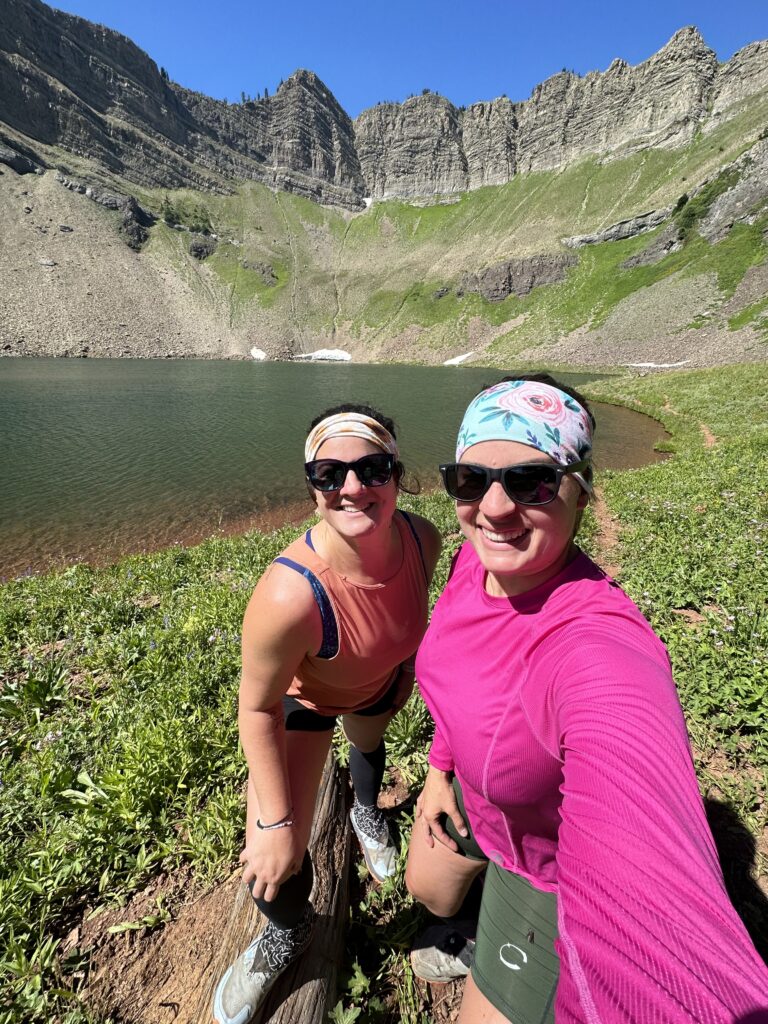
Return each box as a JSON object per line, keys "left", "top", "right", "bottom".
{"left": 247, "top": 876, "right": 281, "bottom": 902}
{"left": 416, "top": 803, "right": 459, "bottom": 852}
{"left": 239, "top": 853, "right": 301, "bottom": 901}
{"left": 415, "top": 804, "right": 434, "bottom": 848}
{"left": 450, "top": 809, "right": 469, "bottom": 839}
{"left": 430, "top": 820, "right": 459, "bottom": 853}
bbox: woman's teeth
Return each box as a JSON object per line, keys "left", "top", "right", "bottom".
{"left": 481, "top": 527, "right": 527, "bottom": 542}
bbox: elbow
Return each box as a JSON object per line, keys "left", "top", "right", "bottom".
{"left": 238, "top": 700, "right": 285, "bottom": 736}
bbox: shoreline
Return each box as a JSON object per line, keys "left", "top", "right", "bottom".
{"left": 1, "top": 500, "right": 317, "bottom": 584}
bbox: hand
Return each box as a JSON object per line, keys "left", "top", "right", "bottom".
{"left": 239, "top": 826, "right": 304, "bottom": 902}
{"left": 415, "top": 766, "right": 468, "bottom": 852}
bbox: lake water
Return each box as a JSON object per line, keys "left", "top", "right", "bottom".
{"left": 0, "top": 359, "right": 668, "bottom": 578}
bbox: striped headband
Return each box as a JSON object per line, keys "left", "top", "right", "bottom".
{"left": 456, "top": 380, "right": 594, "bottom": 492}
{"left": 305, "top": 412, "right": 399, "bottom": 462}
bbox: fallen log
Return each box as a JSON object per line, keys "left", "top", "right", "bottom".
{"left": 83, "top": 753, "right": 351, "bottom": 1024}
{"left": 195, "top": 752, "right": 352, "bottom": 1022}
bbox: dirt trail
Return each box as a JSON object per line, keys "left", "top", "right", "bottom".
{"left": 700, "top": 422, "right": 717, "bottom": 448}
{"left": 591, "top": 486, "right": 622, "bottom": 579}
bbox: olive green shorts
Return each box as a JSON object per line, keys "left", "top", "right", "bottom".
{"left": 444, "top": 779, "right": 559, "bottom": 1024}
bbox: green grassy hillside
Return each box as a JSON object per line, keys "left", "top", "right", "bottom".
{"left": 125, "top": 91, "right": 768, "bottom": 361}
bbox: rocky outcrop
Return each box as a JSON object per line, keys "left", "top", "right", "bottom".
{"left": 459, "top": 254, "right": 577, "bottom": 302}
{"left": 119, "top": 196, "right": 154, "bottom": 250}
{"left": 563, "top": 207, "right": 674, "bottom": 248}
{"left": 621, "top": 222, "right": 683, "bottom": 268}
{"left": 514, "top": 28, "right": 717, "bottom": 174}
{"left": 710, "top": 40, "right": 768, "bottom": 118}
{"left": 189, "top": 236, "right": 216, "bottom": 260}
{"left": 0, "top": 0, "right": 365, "bottom": 207}
{"left": 242, "top": 260, "right": 277, "bottom": 285}
{"left": 353, "top": 94, "right": 467, "bottom": 199}
{"left": 354, "top": 27, "right": 768, "bottom": 198}
{"left": 55, "top": 171, "right": 154, "bottom": 247}
{"left": 698, "top": 138, "right": 768, "bottom": 242}
{"left": 0, "top": 140, "right": 41, "bottom": 174}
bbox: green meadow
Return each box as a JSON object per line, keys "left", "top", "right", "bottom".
{"left": 1, "top": 363, "right": 767, "bottom": 1022}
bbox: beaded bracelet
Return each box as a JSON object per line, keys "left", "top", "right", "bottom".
{"left": 256, "top": 809, "right": 294, "bottom": 831}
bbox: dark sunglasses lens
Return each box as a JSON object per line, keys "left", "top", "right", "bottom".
{"left": 356, "top": 454, "right": 393, "bottom": 486}
{"left": 307, "top": 461, "right": 345, "bottom": 491}
{"left": 443, "top": 464, "right": 489, "bottom": 501}
{"left": 502, "top": 465, "right": 559, "bottom": 504}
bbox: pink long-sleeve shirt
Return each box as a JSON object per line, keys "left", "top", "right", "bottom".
{"left": 416, "top": 542, "right": 768, "bottom": 1022}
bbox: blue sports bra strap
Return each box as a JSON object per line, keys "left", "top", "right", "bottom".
{"left": 304, "top": 529, "right": 315, "bottom": 551}
{"left": 399, "top": 510, "right": 428, "bottom": 586}
{"left": 273, "top": 556, "right": 339, "bottom": 659}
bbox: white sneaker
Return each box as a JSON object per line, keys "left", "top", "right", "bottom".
{"left": 213, "top": 907, "right": 314, "bottom": 1024}
{"left": 349, "top": 800, "right": 397, "bottom": 884}
{"left": 410, "top": 923, "right": 476, "bottom": 984}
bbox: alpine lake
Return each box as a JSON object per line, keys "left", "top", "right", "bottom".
{"left": 0, "top": 358, "right": 668, "bottom": 579}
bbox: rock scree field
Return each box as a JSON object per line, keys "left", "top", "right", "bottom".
{"left": 1, "top": 362, "right": 767, "bottom": 1023}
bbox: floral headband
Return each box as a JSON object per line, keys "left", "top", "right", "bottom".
{"left": 456, "top": 380, "right": 593, "bottom": 492}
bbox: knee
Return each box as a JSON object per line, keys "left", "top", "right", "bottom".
{"left": 406, "top": 861, "right": 458, "bottom": 918}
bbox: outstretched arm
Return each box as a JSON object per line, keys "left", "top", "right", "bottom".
{"left": 546, "top": 636, "right": 768, "bottom": 1022}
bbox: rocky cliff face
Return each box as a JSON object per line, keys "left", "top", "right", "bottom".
{"left": 0, "top": 0, "right": 365, "bottom": 205}
{"left": 354, "top": 28, "right": 768, "bottom": 198}
{"left": 1, "top": 1, "right": 767, "bottom": 208}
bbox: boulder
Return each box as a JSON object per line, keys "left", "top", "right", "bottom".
{"left": 189, "top": 235, "right": 217, "bottom": 260}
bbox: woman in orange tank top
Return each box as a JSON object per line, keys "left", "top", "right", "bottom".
{"left": 214, "top": 404, "right": 441, "bottom": 1024}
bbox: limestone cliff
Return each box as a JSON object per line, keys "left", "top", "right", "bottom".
{"left": 2, "top": 1, "right": 767, "bottom": 208}
{"left": 354, "top": 28, "right": 768, "bottom": 198}
{"left": 0, "top": 0, "right": 365, "bottom": 206}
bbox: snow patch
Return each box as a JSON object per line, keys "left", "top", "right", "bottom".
{"left": 443, "top": 352, "right": 475, "bottom": 366}
{"left": 293, "top": 348, "right": 352, "bottom": 362}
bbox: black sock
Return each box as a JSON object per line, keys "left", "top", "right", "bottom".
{"left": 250, "top": 850, "right": 313, "bottom": 930}
{"left": 349, "top": 738, "right": 386, "bottom": 807}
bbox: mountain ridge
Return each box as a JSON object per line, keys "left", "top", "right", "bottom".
{"left": 2, "top": 1, "right": 768, "bottom": 206}
{"left": 1, "top": 0, "right": 767, "bottom": 368}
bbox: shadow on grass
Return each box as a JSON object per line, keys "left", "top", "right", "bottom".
{"left": 705, "top": 797, "right": 768, "bottom": 965}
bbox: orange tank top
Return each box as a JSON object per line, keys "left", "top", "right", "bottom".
{"left": 275, "top": 511, "right": 428, "bottom": 715}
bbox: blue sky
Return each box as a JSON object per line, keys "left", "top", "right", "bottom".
{"left": 50, "top": 0, "right": 766, "bottom": 117}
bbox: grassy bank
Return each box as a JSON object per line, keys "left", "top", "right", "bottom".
{"left": 1, "top": 363, "right": 767, "bottom": 1022}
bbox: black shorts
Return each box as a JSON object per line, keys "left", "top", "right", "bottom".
{"left": 282, "top": 676, "right": 399, "bottom": 732}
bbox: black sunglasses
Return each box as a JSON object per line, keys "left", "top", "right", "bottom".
{"left": 439, "top": 460, "right": 589, "bottom": 505}
{"left": 305, "top": 453, "right": 395, "bottom": 492}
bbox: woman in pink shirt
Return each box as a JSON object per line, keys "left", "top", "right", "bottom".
{"left": 406, "top": 374, "right": 768, "bottom": 1023}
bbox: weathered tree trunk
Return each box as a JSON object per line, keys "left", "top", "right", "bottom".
{"left": 192, "top": 752, "right": 352, "bottom": 1022}
{"left": 84, "top": 754, "right": 351, "bottom": 1024}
